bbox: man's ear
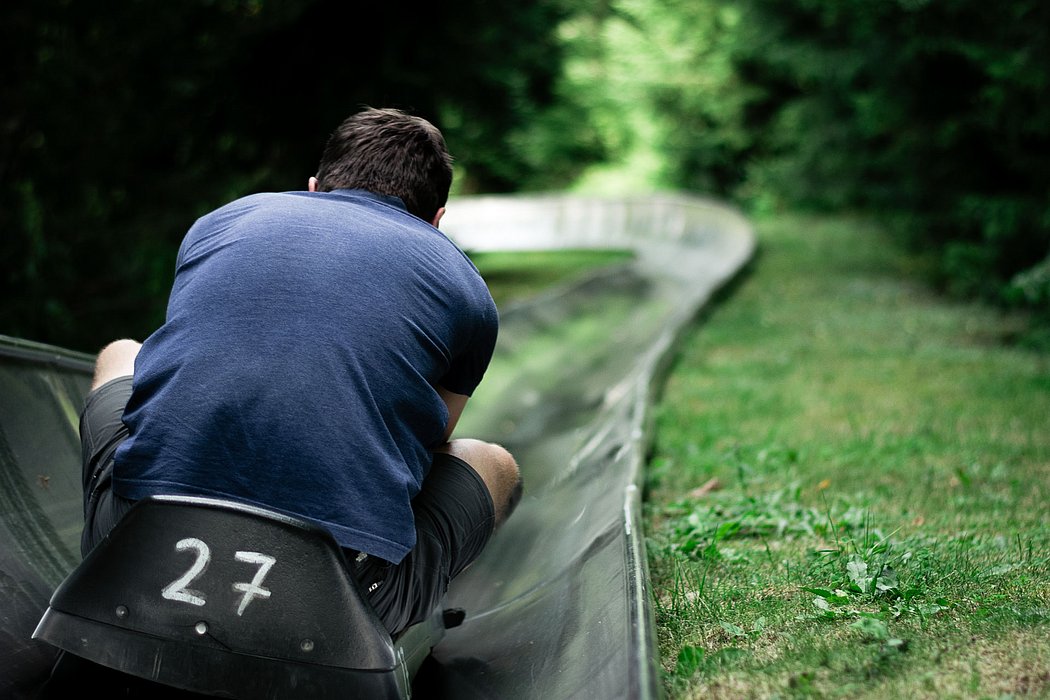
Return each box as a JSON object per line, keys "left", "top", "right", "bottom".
{"left": 308, "top": 176, "right": 319, "bottom": 192}
{"left": 431, "top": 206, "right": 446, "bottom": 228}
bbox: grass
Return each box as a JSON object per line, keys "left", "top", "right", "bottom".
{"left": 468, "top": 248, "right": 634, "bottom": 309}
{"left": 644, "top": 211, "right": 1050, "bottom": 699}
{"left": 467, "top": 217, "right": 1049, "bottom": 698}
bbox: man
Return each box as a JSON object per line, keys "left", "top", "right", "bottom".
{"left": 78, "top": 107, "right": 522, "bottom": 637}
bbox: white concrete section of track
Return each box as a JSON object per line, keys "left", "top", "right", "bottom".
{"left": 428, "top": 193, "right": 756, "bottom": 699}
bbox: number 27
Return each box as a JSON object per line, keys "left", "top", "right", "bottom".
{"left": 161, "top": 537, "right": 276, "bottom": 616}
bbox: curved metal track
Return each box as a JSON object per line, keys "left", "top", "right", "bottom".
{"left": 427, "top": 193, "right": 755, "bottom": 699}
{"left": 0, "top": 193, "right": 754, "bottom": 700}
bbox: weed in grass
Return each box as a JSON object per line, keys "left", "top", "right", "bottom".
{"left": 657, "top": 484, "right": 858, "bottom": 563}
{"left": 674, "top": 645, "right": 751, "bottom": 677}
{"left": 655, "top": 550, "right": 717, "bottom": 625}
{"left": 796, "top": 503, "right": 968, "bottom": 683}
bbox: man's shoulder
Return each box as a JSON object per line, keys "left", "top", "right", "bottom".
{"left": 226, "top": 190, "right": 313, "bottom": 211}
{"left": 192, "top": 191, "right": 307, "bottom": 222}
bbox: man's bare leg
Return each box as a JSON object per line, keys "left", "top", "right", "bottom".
{"left": 435, "top": 438, "right": 522, "bottom": 527}
{"left": 91, "top": 339, "right": 142, "bottom": 390}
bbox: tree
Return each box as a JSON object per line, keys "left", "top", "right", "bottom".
{"left": 724, "top": 0, "right": 1050, "bottom": 309}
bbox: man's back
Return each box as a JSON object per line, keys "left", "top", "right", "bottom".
{"left": 111, "top": 188, "right": 498, "bottom": 563}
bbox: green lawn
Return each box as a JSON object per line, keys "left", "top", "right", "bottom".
{"left": 644, "top": 212, "right": 1050, "bottom": 699}
{"left": 469, "top": 248, "right": 634, "bottom": 309}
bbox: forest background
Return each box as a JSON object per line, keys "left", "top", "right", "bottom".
{"left": 2, "top": 0, "right": 1048, "bottom": 354}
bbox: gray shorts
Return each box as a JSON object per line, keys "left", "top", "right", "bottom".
{"left": 79, "top": 376, "right": 496, "bottom": 638}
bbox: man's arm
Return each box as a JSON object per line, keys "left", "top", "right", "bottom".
{"left": 436, "top": 385, "right": 469, "bottom": 442}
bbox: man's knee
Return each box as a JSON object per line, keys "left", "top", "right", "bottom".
{"left": 92, "top": 339, "right": 142, "bottom": 390}
{"left": 437, "top": 438, "right": 522, "bottom": 527}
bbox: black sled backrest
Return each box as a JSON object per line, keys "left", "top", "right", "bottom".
{"left": 33, "top": 495, "right": 410, "bottom": 699}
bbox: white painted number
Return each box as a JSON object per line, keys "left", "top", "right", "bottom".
{"left": 232, "top": 551, "right": 276, "bottom": 616}
{"left": 160, "top": 539, "right": 278, "bottom": 615}
{"left": 161, "top": 537, "right": 210, "bottom": 606}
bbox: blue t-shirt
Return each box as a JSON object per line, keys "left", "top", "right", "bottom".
{"left": 112, "top": 189, "right": 498, "bottom": 563}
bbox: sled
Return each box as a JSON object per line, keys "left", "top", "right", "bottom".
{"left": 32, "top": 495, "right": 454, "bottom": 699}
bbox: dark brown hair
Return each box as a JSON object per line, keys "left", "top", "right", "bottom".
{"left": 314, "top": 107, "right": 453, "bottom": 222}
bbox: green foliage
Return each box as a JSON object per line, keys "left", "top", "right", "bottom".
{"left": 1006, "top": 254, "right": 1050, "bottom": 313}
{"left": 720, "top": 0, "right": 1050, "bottom": 314}
{"left": 7, "top": 0, "right": 1050, "bottom": 347}
{"left": 550, "top": 0, "right": 757, "bottom": 196}
{"left": 1, "top": 0, "right": 585, "bottom": 352}
{"left": 551, "top": 0, "right": 1050, "bottom": 320}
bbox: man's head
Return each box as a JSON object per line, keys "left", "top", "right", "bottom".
{"left": 311, "top": 107, "right": 453, "bottom": 224}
